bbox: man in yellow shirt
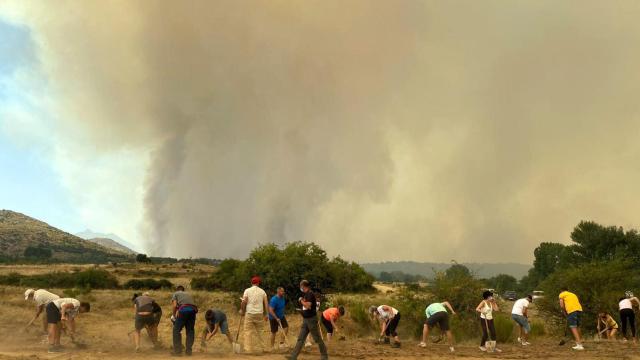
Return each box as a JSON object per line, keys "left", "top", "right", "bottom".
{"left": 558, "top": 287, "right": 584, "bottom": 350}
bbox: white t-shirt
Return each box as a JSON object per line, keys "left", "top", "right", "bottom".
{"left": 480, "top": 301, "right": 493, "bottom": 320}
{"left": 377, "top": 305, "right": 398, "bottom": 320}
{"left": 620, "top": 298, "right": 633, "bottom": 310}
{"left": 33, "top": 289, "right": 59, "bottom": 306}
{"left": 511, "top": 298, "right": 530, "bottom": 316}
{"left": 52, "top": 298, "right": 81, "bottom": 318}
{"left": 243, "top": 286, "right": 267, "bottom": 315}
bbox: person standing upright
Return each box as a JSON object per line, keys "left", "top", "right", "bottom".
{"left": 288, "top": 280, "right": 328, "bottom": 360}
{"left": 619, "top": 291, "right": 640, "bottom": 342}
{"left": 559, "top": 287, "right": 584, "bottom": 350}
{"left": 171, "top": 285, "right": 198, "bottom": 356}
{"left": 268, "top": 286, "right": 289, "bottom": 350}
{"left": 241, "top": 276, "right": 269, "bottom": 353}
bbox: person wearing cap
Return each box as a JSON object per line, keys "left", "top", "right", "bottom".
{"left": 288, "top": 280, "right": 328, "bottom": 360}
{"left": 241, "top": 276, "right": 269, "bottom": 353}
{"left": 46, "top": 298, "right": 90, "bottom": 353}
{"left": 25, "top": 289, "right": 60, "bottom": 333}
{"left": 171, "top": 285, "right": 198, "bottom": 356}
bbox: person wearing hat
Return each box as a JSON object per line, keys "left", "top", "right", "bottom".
{"left": 241, "top": 276, "right": 269, "bottom": 353}
{"left": 25, "top": 289, "right": 60, "bottom": 333}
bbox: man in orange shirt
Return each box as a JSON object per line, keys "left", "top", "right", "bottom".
{"left": 321, "top": 306, "right": 345, "bottom": 341}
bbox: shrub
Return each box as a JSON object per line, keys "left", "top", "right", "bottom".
{"left": 0, "top": 269, "right": 119, "bottom": 289}
{"left": 123, "top": 278, "right": 173, "bottom": 290}
{"left": 537, "top": 260, "right": 640, "bottom": 333}
{"left": 191, "top": 242, "right": 374, "bottom": 301}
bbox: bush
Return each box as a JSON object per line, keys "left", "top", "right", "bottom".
{"left": 537, "top": 260, "right": 640, "bottom": 333}
{"left": 191, "top": 242, "right": 374, "bottom": 301}
{"left": 123, "top": 278, "right": 173, "bottom": 290}
{"left": 0, "top": 269, "right": 119, "bottom": 289}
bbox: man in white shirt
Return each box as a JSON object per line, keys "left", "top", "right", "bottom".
{"left": 25, "top": 289, "right": 60, "bottom": 332}
{"left": 46, "top": 298, "right": 90, "bottom": 353}
{"left": 241, "top": 276, "right": 269, "bottom": 353}
{"left": 511, "top": 295, "right": 532, "bottom": 345}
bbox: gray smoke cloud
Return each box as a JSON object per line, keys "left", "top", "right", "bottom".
{"left": 3, "top": 0, "right": 640, "bottom": 263}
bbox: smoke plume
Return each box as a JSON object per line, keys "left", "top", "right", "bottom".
{"left": 3, "top": 1, "right": 640, "bottom": 262}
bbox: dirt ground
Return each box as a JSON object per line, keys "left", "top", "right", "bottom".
{"left": 1, "top": 266, "right": 640, "bottom": 360}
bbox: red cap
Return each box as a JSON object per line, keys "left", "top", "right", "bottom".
{"left": 251, "top": 276, "right": 261, "bottom": 285}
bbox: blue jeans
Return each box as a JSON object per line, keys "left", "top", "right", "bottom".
{"left": 511, "top": 314, "right": 530, "bottom": 333}
{"left": 567, "top": 311, "right": 581, "bottom": 328}
{"left": 173, "top": 309, "right": 196, "bottom": 354}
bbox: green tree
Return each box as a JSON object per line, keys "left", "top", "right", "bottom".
{"left": 486, "top": 274, "right": 517, "bottom": 293}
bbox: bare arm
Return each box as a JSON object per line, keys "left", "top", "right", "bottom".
{"left": 491, "top": 299, "right": 499, "bottom": 311}
{"left": 172, "top": 299, "right": 178, "bottom": 316}
{"left": 27, "top": 304, "right": 44, "bottom": 326}
{"left": 475, "top": 301, "right": 485, "bottom": 313}
{"left": 263, "top": 295, "right": 269, "bottom": 319}
{"left": 269, "top": 305, "right": 278, "bottom": 319}
{"left": 632, "top": 297, "right": 640, "bottom": 308}
{"left": 443, "top": 301, "right": 456, "bottom": 315}
{"left": 240, "top": 295, "right": 248, "bottom": 314}
{"left": 559, "top": 298, "right": 566, "bottom": 314}
{"left": 523, "top": 307, "right": 528, "bottom": 318}
{"left": 66, "top": 317, "right": 76, "bottom": 340}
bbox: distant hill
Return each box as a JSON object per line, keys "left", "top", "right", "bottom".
{"left": 361, "top": 261, "right": 531, "bottom": 279}
{"left": 87, "top": 237, "right": 136, "bottom": 255}
{"left": 0, "top": 210, "right": 133, "bottom": 263}
{"left": 75, "top": 229, "right": 140, "bottom": 253}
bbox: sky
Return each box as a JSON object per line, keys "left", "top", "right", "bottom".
{"left": 1, "top": 1, "right": 639, "bottom": 264}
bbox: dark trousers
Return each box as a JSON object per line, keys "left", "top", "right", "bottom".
{"left": 173, "top": 310, "right": 196, "bottom": 354}
{"left": 480, "top": 318, "right": 496, "bottom": 346}
{"left": 620, "top": 309, "right": 636, "bottom": 338}
{"left": 290, "top": 317, "right": 328, "bottom": 360}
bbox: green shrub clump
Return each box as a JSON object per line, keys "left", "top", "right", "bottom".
{"left": 0, "top": 269, "right": 118, "bottom": 289}
{"left": 123, "top": 278, "right": 173, "bottom": 290}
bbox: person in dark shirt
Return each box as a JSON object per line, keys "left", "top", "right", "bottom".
{"left": 131, "top": 292, "right": 161, "bottom": 352}
{"left": 200, "top": 309, "right": 235, "bottom": 352}
{"left": 287, "top": 280, "right": 328, "bottom": 360}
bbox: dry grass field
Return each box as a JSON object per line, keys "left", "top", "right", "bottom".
{"left": 1, "top": 264, "right": 640, "bottom": 360}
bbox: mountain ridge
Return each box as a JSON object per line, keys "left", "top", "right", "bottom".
{"left": 361, "top": 260, "right": 531, "bottom": 279}
{"left": 0, "top": 210, "right": 133, "bottom": 263}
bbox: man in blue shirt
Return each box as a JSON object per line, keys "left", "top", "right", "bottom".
{"left": 268, "top": 287, "right": 288, "bottom": 350}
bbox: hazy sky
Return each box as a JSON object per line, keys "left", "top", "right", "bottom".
{"left": 1, "top": 1, "right": 639, "bottom": 264}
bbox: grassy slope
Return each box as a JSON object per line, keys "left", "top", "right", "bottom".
{"left": 0, "top": 210, "right": 133, "bottom": 264}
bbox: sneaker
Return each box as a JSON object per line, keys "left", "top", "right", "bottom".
{"left": 521, "top": 341, "right": 531, "bottom": 346}
{"left": 494, "top": 348, "right": 502, "bottom": 353}
{"left": 517, "top": 337, "right": 522, "bottom": 343}
{"left": 449, "top": 346, "right": 455, "bottom": 352}
{"left": 48, "top": 345, "right": 63, "bottom": 353}
{"left": 572, "top": 344, "right": 584, "bottom": 351}
{"left": 418, "top": 342, "right": 426, "bottom": 348}
{"left": 479, "top": 346, "right": 487, "bottom": 352}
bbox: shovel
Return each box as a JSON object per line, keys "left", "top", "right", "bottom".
{"left": 233, "top": 315, "right": 244, "bottom": 354}
{"left": 483, "top": 318, "right": 496, "bottom": 352}
{"left": 277, "top": 320, "right": 290, "bottom": 347}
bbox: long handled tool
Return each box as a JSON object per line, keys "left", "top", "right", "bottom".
{"left": 233, "top": 315, "right": 244, "bottom": 354}
{"left": 483, "top": 318, "right": 496, "bottom": 352}
{"left": 277, "top": 319, "right": 290, "bottom": 347}
{"left": 559, "top": 318, "right": 568, "bottom": 346}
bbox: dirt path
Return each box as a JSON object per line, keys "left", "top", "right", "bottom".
{"left": 2, "top": 335, "right": 640, "bottom": 360}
